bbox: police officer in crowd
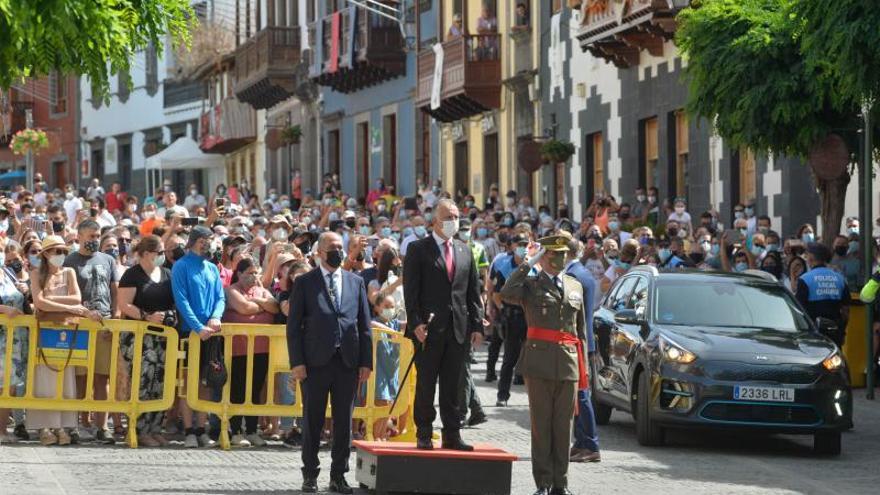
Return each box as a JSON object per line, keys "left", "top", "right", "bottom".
{"left": 796, "top": 242, "right": 850, "bottom": 346}
{"left": 492, "top": 233, "right": 530, "bottom": 406}
{"left": 500, "top": 233, "right": 588, "bottom": 495}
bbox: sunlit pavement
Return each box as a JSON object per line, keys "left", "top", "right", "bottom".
{"left": 1, "top": 347, "right": 878, "bottom": 494}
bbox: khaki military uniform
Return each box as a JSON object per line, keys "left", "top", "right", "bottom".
{"left": 500, "top": 253, "right": 586, "bottom": 491}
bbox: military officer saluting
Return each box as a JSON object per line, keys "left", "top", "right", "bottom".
{"left": 499, "top": 233, "right": 588, "bottom": 495}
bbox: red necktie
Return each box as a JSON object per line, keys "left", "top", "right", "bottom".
{"left": 445, "top": 240, "right": 455, "bottom": 281}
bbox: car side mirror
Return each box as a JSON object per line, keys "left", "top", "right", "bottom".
{"left": 815, "top": 317, "right": 838, "bottom": 335}
{"left": 615, "top": 308, "right": 641, "bottom": 325}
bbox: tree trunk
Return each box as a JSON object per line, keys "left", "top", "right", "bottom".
{"left": 813, "top": 168, "right": 850, "bottom": 247}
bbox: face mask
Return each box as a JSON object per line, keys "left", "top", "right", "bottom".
{"left": 8, "top": 259, "right": 22, "bottom": 274}
{"left": 325, "top": 249, "right": 344, "bottom": 269}
{"left": 381, "top": 227, "right": 392, "bottom": 238}
{"left": 425, "top": 213, "right": 433, "bottom": 223}
{"left": 66, "top": 192, "right": 74, "bottom": 200}
{"left": 674, "top": 206, "right": 685, "bottom": 215}
{"left": 700, "top": 241, "right": 711, "bottom": 253}
{"left": 402, "top": 227, "right": 413, "bottom": 239}
{"left": 377, "top": 204, "right": 387, "bottom": 213}
{"left": 104, "top": 248, "right": 119, "bottom": 259}
{"left": 414, "top": 226, "right": 427, "bottom": 238}
{"left": 29, "top": 254, "right": 41, "bottom": 268}
{"left": 802, "top": 232, "right": 815, "bottom": 244}
{"left": 848, "top": 240, "right": 859, "bottom": 254}
{"left": 465, "top": 200, "right": 474, "bottom": 208}
{"left": 639, "top": 236, "right": 649, "bottom": 245}
{"left": 667, "top": 228, "right": 678, "bottom": 238}
{"left": 514, "top": 246, "right": 528, "bottom": 259}
{"left": 608, "top": 221, "right": 620, "bottom": 232}
{"left": 547, "top": 252, "right": 566, "bottom": 272}
{"left": 441, "top": 219, "right": 459, "bottom": 239}
{"left": 129, "top": 203, "right": 138, "bottom": 212}
{"left": 744, "top": 207, "right": 754, "bottom": 217}
{"left": 154, "top": 254, "right": 166, "bottom": 268}
{"left": 399, "top": 210, "right": 408, "bottom": 220}
{"left": 659, "top": 248, "right": 672, "bottom": 261}
{"left": 218, "top": 188, "right": 227, "bottom": 196}
{"left": 766, "top": 243, "right": 779, "bottom": 252}
{"left": 345, "top": 219, "right": 357, "bottom": 229}
{"left": 477, "top": 227, "right": 488, "bottom": 239}
{"left": 734, "top": 211, "right": 744, "bottom": 220}
{"left": 757, "top": 227, "right": 769, "bottom": 236}
{"left": 457, "top": 229, "right": 471, "bottom": 242}
{"left": 49, "top": 254, "right": 66, "bottom": 268}
{"left": 273, "top": 228, "right": 289, "bottom": 241}
{"left": 734, "top": 261, "right": 748, "bottom": 272}
{"left": 848, "top": 227, "right": 859, "bottom": 236}
{"left": 280, "top": 200, "right": 291, "bottom": 208}
{"left": 84, "top": 240, "right": 99, "bottom": 253}
{"left": 834, "top": 245, "right": 848, "bottom": 257}
{"left": 647, "top": 196, "right": 657, "bottom": 204}
{"left": 380, "top": 307, "right": 396, "bottom": 321}
{"left": 359, "top": 225, "right": 371, "bottom": 235}
{"left": 144, "top": 210, "right": 155, "bottom": 219}
{"left": 738, "top": 228, "right": 748, "bottom": 238}
{"left": 328, "top": 212, "right": 339, "bottom": 222}
{"left": 750, "top": 245, "right": 765, "bottom": 257}
{"left": 256, "top": 229, "right": 267, "bottom": 239}
{"left": 636, "top": 194, "right": 646, "bottom": 202}
{"left": 190, "top": 189, "right": 198, "bottom": 196}
{"left": 614, "top": 259, "right": 631, "bottom": 270}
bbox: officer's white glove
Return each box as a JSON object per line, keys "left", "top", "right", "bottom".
{"left": 527, "top": 247, "right": 546, "bottom": 268}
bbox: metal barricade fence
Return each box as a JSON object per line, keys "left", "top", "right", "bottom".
{"left": 186, "top": 322, "right": 416, "bottom": 450}
{"left": 0, "top": 315, "right": 179, "bottom": 448}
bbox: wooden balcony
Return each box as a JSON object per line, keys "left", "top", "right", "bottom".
{"left": 415, "top": 34, "right": 501, "bottom": 123}
{"left": 1, "top": 101, "right": 33, "bottom": 142}
{"left": 234, "top": 26, "right": 301, "bottom": 109}
{"left": 575, "top": 0, "right": 685, "bottom": 68}
{"left": 199, "top": 97, "right": 257, "bottom": 154}
{"left": 308, "top": 6, "right": 406, "bottom": 93}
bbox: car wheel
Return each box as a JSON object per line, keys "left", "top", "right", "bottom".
{"left": 635, "top": 370, "right": 665, "bottom": 446}
{"left": 593, "top": 396, "right": 613, "bottom": 425}
{"left": 814, "top": 431, "right": 841, "bottom": 456}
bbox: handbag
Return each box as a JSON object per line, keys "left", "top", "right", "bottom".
{"left": 37, "top": 323, "right": 85, "bottom": 372}
{"left": 201, "top": 337, "right": 227, "bottom": 389}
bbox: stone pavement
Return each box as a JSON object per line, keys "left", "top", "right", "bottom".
{"left": 1, "top": 348, "right": 879, "bottom": 495}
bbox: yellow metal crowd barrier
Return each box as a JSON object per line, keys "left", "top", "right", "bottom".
{"left": 843, "top": 293, "right": 868, "bottom": 387}
{"left": 0, "top": 315, "right": 179, "bottom": 448}
{"left": 185, "top": 322, "right": 416, "bottom": 450}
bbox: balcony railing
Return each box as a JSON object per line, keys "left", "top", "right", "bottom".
{"left": 308, "top": 6, "right": 406, "bottom": 93}
{"left": 234, "top": 25, "right": 302, "bottom": 109}
{"left": 1, "top": 101, "right": 33, "bottom": 142}
{"left": 576, "top": 0, "right": 685, "bottom": 68}
{"left": 416, "top": 34, "right": 501, "bottom": 123}
{"left": 163, "top": 79, "right": 204, "bottom": 108}
{"left": 199, "top": 97, "right": 257, "bottom": 154}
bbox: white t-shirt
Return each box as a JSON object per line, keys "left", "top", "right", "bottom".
{"left": 64, "top": 197, "right": 83, "bottom": 225}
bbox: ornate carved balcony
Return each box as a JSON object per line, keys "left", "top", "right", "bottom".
{"left": 199, "top": 98, "right": 257, "bottom": 154}
{"left": 308, "top": 6, "right": 406, "bottom": 93}
{"left": 576, "top": 0, "right": 686, "bottom": 68}
{"left": 234, "top": 26, "right": 301, "bottom": 109}
{"left": 0, "top": 101, "right": 33, "bottom": 142}
{"left": 416, "top": 34, "right": 501, "bottom": 123}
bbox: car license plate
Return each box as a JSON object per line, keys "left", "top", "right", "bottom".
{"left": 734, "top": 385, "right": 794, "bottom": 402}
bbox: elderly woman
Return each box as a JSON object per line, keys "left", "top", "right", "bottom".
{"left": 0, "top": 238, "right": 27, "bottom": 444}
{"left": 28, "top": 235, "right": 101, "bottom": 445}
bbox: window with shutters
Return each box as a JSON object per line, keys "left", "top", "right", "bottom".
{"left": 118, "top": 68, "right": 131, "bottom": 103}
{"left": 592, "top": 132, "right": 604, "bottom": 196}
{"left": 145, "top": 42, "right": 159, "bottom": 96}
{"left": 49, "top": 71, "right": 67, "bottom": 116}
{"left": 674, "top": 110, "right": 688, "bottom": 198}
{"left": 642, "top": 117, "right": 659, "bottom": 189}
{"left": 739, "top": 148, "right": 756, "bottom": 201}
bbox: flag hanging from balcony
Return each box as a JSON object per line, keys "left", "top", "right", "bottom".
{"left": 329, "top": 11, "right": 341, "bottom": 73}
{"left": 430, "top": 43, "right": 444, "bottom": 111}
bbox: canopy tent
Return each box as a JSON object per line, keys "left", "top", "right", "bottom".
{"left": 0, "top": 169, "right": 25, "bottom": 187}
{"left": 144, "top": 137, "right": 226, "bottom": 198}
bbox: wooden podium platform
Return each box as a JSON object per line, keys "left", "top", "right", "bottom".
{"left": 353, "top": 441, "right": 517, "bottom": 495}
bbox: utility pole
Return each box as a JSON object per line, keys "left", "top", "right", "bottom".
{"left": 863, "top": 99, "right": 875, "bottom": 400}
{"left": 25, "top": 107, "right": 33, "bottom": 191}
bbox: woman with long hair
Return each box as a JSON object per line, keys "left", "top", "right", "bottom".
{"left": 28, "top": 235, "right": 101, "bottom": 445}
{"left": 117, "top": 235, "right": 176, "bottom": 447}
{"left": 367, "top": 247, "right": 405, "bottom": 328}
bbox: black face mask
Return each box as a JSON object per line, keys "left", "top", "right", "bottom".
{"left": 834, "top": 246, "right": 848, "bottom": 257}
{"left": 8, "top": 260, "right": 23, "bottom": 274}
{"left": 325, "top": 249, "right": 344, "bottom": 269}
{"left": 667, "top": 228, "right": 679, "bottom": 238}
{"left": 171, "top": 246, "right": 186, "bottom": 261}
{"left": 345, "top": 218, "right": 356, "bottom": 229}
{"left": 52, "top": 221, "right": 65, "bottom": 233}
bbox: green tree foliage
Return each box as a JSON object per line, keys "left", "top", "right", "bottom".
{"left": 676, "top": 0, "right": 857, "bottom": 157}
{"left": 0, "top": 0, "right": 192, "bottom": 100}
{"left": 796, "top": 0, "right": 880, "bottom": 107}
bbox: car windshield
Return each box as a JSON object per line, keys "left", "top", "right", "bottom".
{"left": 653, "top": 279, "right": 811, "bottom": 332}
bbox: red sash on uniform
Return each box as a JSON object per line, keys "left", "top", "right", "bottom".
{"left": 527, "top": 327, "right": 588, "bottom": 391}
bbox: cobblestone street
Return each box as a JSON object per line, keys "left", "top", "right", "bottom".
{"left": 2, "top": 348, "right": 879, "bottom": 495}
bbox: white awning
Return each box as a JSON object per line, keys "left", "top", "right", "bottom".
{"left": 145, "top": 137, "right": 225, "bottom": 171}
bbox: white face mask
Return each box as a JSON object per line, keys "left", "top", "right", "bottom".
{"left": 49, "top": 254, "right": 66, "bottom": 267}
{"left": 380, "top": 307, "right": 396, "bottom": 321}
{"left": 273, "top": 228, "right": 289, "bottom": 241}
{"left": 441, "top": 219, "right": 459, "bottom": 239}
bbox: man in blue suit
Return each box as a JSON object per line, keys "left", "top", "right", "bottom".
{"left": 562, "top": 234, "right": 601, "bottom": 463}
{"left": 287, "top": 232, "right": 372, "bottom": 494}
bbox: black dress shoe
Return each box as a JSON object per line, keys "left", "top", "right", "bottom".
{"left": 467, "top": 411, "right": 488, "bottom": 427}
{"left": 550, "top": 487, "right": 574, "bottom": 495}
{"left": 532, "top": 488, "right": 550, "bottom": 495}
{"left": 416, "top": 436, "right": 434, "bottom": 450}
{"left": 301, "top": 476, "right": 318, "bottom": 493}
{"left": 486, "top": 371, "right": 497, "bottom": 382}
{"left": 329, "top": 476, "right": 354, "bottom": 494}
{"left": 441, "top": 430, "right": 474, "bottom": 451}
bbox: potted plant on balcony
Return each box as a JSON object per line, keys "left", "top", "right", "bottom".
{"left": 8, "top": 128, "right": 49, "bottom": 156}
{"left": 540, "top": 139, "right": 576, "bottom": 164}
{"left": 281, "top": 125, "right": 302, "bottom": 145}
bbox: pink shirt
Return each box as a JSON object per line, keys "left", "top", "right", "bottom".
{"left": 224, "top": 285, "right": 275, "bottom": 356}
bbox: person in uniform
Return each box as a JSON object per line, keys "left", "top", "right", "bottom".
{"left": 500, "top": 234, "right": 587, "bottom": 495}
{"left": 491, "top": 233, "right": 531, "bottom": 406}
{"left": 796, "top": 242, "right": 850, "bottom": 346}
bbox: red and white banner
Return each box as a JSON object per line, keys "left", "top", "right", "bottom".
{"left": 329, "top": 12, "right": 341, "bottom": 73}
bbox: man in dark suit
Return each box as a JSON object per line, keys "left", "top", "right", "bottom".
{"left": 403, "top": 198, "right": 484, "bottom": 450}
{"left": 288, "top": 232, "right": 372, "bottom": 494}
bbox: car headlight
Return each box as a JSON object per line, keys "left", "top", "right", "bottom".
{"left": 660, "top": 336, "right": 697, "bottom": 364}
{"left": 822, "top": 351, "right": 844, "bottom": 371}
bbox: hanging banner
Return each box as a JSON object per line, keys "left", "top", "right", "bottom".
{"left": 329, "top": 11, "right": 341, "bottom": 74}
{"left": 430, "top": 43, "right": 445, "bottom": 111}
